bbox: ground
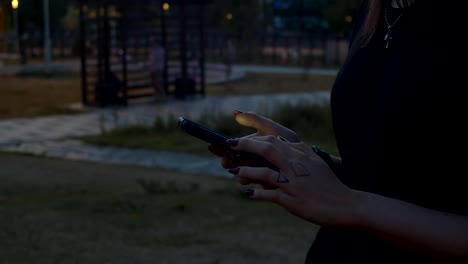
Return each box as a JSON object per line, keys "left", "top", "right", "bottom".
{"left": 0, "top": 152, "right": 319, "bottom": 264}
{"left": 0, "top": 68, "right": 329, "bottom": 263}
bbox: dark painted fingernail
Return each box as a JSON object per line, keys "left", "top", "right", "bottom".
{"left": 228, "top": 167, "right": 240, "bottom": 175}
{"left": 233, "top": 110, "right": 243, "bottom": 116}
{"left": 226, "top": 139, "right": 238, "bottom": 147}
{"left": 245, "top": 189, "right": 254, "bottom": 197}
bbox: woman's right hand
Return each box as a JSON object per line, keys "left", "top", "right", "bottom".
{"left": 208, "top": 110, "right": 299, "bottom": 169}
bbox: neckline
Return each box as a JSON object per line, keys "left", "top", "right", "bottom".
{"left": 390, "top": 1, "right": 400, "bottom": 9}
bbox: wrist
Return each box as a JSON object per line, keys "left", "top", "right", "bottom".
{"left": 349, "top": 189, "right": 369, "bottom": 229}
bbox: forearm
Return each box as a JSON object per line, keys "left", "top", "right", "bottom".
{"left": 352, "top": 190, "right": 468, "bottom": 262}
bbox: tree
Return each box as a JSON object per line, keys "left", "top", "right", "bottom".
{"left": 321, "top": 0, "right": 361, "bottom": 36}
{"left": 205, "top": 0, "right": 263, "bottom": 34}
{"left": 11, "top": 0, "right": 68, "bottom": 33}
{"left": 62, "top": 5, "right": 79, "bottom": 31}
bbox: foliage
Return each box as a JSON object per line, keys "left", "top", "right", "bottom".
{"left": 322, "top": 0, "right": 362, "bottom": 36}
{"left": 62, "top": 5, "right": 78, "bottom": 31}
{"left": 11, "top": 0, "right": 68, "bottom": 33}
{"left": 205, "top": 0, "right": 263, "bottom": 34}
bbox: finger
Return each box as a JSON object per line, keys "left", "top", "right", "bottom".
{"left": 208, "top": 145, "right": 224, "bottom": 157}
{"left": 233, "top": 111, "right": 298, "bottom": 142}
{"left": 237, "top": 176, "right": 276, "bottom": 190}
{"left": 288, "top": 142, "right": 315, "bottom": 156}
{"left": 234, "top": 136, "right": 305, "bottom": 170}
{"left": 221, "top": 151, "right": 237, "bottom": 169}
{"left": 249, "top": 135, "right": 305, "bottom": 158}
{"left": 244, "top": 132, "right": 259, "bottom": 138}
{"left": 229, "top": 136, "right": 285, "bottom": 170}
{"left": 247, "top": 189, "right": 296, "bottom": 208}
{"left": 235, "top": 166, "right": 282, "bottom": 187}
{"left": 233, "top": 111, "right": 275, "bottom": 134}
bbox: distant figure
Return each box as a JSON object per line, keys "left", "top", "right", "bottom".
{"left": 148, "top": 38, "right": 167, "bottom": 102}
{"left": 223, "top": 39, "right": 236, "bottom": 82}
{"left": 279, "top": 48, "right": 288, "bottom": 65}
{"left": 19, "top": 32, "right": 29, "bottom": 65}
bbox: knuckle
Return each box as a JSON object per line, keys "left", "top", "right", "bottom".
{"left": 298, "top": 142, "right": 310, "bottom": 151}
{"left": 291, "top": 131, "right": 299, "bottom": 139}
{"left": 271, "top": 191, "right": 281, "bottom": 204}
{"left": 265, "top": 135, "right": 277, "bottom": 143}
{"left": 259, "top": 143, "right": 275, "bottom": 156}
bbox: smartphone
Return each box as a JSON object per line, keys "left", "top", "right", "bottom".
{"left": 178, "top": 116, "right": 279, "bottom": 172}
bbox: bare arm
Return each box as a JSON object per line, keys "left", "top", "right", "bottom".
{"left": 353, "top": 190, "right": 468, "bottom": 262}
{"left": 229, "top": 136, "right": 468, "bottom": 262}
{"left": 317, "top": 149, "right": 467, "bottom": 261}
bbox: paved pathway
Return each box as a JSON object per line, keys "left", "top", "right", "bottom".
{"left": 0, "top": 62, "right": 335, "bottom": 177}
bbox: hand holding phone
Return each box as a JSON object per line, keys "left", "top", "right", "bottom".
{"left": 178, "top": 117, "right": 279, "bottom": 172}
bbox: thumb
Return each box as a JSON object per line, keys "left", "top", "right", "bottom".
{"left": 233, "top": 110, "right": 275, "bottom": 135}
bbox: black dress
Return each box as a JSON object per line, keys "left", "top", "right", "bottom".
{"left": 305, "top": 1, "right": 468, "bottom": 263}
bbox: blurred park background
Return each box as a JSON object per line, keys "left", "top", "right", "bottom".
{"left": 0, "top": 0, "right": 360, "bottom": 263}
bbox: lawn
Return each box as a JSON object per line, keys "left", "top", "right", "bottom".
{"left": 0, "top": 68, "right": 332, "bottom": 263}
{"left": 206, "top": 72, "right": 335, "bottom": 96}
{"left": 0, "top": 152, "right": 319, "bottom": 264}
{"left": 0, "top": 72, "right": 335, "bottom": 120}
{"left": 83, "top": 103, "right": 339, "bottom": 157}
{"left": 0, "top": 73, "right": 82, "bottom": 119}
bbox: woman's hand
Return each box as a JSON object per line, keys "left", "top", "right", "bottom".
{"left": 208, "top": 110, "right": 299, "bottom": 169}
{"left": 226, "top": 135, "right": 358, "bottom": 228}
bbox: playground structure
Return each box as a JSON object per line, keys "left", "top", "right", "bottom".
{"left": 77, "top": 0, "right": 209, "bottom": 107}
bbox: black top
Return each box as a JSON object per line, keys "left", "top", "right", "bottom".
{"left": 305, "top": 1, "right": 468, "bottom": 263}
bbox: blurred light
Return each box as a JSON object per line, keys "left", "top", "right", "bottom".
{"left": 163, "top": 2, "right": 170, "bottom": 11}
{"left": 11, "top": 0, "right": 19, "bottom": 9}
{"left": 226, "top": 12, "right": 233, "bottom": 20}
{"left": 274, "top": 0, "right": 281, "bottom": 9}
{"left": 345, "top": 15, "right": 352, "bottom": 23}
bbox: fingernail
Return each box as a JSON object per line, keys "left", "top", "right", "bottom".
{"left": 233, "top": 110, "right": 243, "bottom": 116}
{"left": 226, "top": 139, "right": 238, "bottom": 147}
{"left": 277, "top": 135, "right": 289, "bottom": 142}
{"left": 228, "top": 167, "right": 240, "bottom": 175}
{"left": 245, "top": 189, "right": 254, "bottom": 197}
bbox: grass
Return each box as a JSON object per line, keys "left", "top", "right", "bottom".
{"left": 206, "top": 72, "right": 335, "bottom": 96}
{"left": 0, "top": 71, "right": 334, "bottom": 120}
{"left": 0, "top": 73, "right": 82, "bottom": 120}
{"left": 0, "top": 152, "right": 319, "bottom": 264}
{"left": 0, "top": 69, "right": 333, "bottom": 263}
{"left": 83, "top": 102, "right": 339, "bottom": 156}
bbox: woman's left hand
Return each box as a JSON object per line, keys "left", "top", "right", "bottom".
{"left": 227, "top": 135, "right": 359, "bottom": 227}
